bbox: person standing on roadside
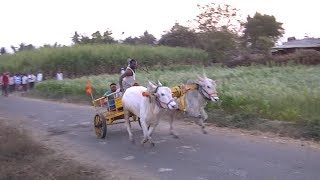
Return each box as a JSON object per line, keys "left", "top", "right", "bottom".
{"left": 8, "top": 73, "right": 15, "bottom": 93}
{"left": 37, "top": 71, "right": 43, "bottom": 82}
{"left": 56, "top": 71, "right": 63, "bottom": 81}
{"left": 28, "top": 73, "right": 36, "bottom": 89}
{"left": 1, "top": 72, "right": 9, "bottom": 96}
{"left": 21, "top": 74, "right": 28, "bottom": 91}
{"left": 14, "top": 73, "right": 21, "bottom": 91}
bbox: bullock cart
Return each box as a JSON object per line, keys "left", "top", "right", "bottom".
{"left": 92, "top": 92, "right": 139, "bottom": 138}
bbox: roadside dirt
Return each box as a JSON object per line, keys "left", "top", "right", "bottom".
{"left": 0, "top": 118, "right": 151, "bottom": 180}
{"left": 0, "top": 119, "right": 106, "bottom": 180}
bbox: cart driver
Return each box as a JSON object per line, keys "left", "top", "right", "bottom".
{"left": 119, "top": 58, "right": 137, "bottom": 92}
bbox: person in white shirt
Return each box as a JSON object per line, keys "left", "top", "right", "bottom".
{"left": 119, "top": 58, "right": 137, "bottom": 92}
{"left": 28, "top": 73, "right": 36, "bottom": 89}
{"left": 56, "top": 72, "right": 63, "bottom": 81}
{"left": 21, "top": 74, "right": 28, "bottom": 91}
{"left": 8, "top": 74, "right": 15, "bottom": 92}
{"left": 37, "top": 71, "right": 43, "bottom": 82}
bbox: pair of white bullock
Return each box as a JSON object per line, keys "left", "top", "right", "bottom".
{"left": 121, "top": 75, "right": 219, "bottom": 146}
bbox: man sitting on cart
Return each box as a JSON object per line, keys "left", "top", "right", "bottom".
{"left": 103, "top": 83, "right": 121, "bottom": 110}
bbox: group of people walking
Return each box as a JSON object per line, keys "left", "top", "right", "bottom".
{"left": 1, "top": 72, "right": 43, "bottom": 96}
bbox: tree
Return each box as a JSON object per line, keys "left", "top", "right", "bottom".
{"left": 72, "top": 31, "right": 81, "bottom": 44}
{"left": 159, "top": 23, "right": 199, "bottom": 47}
{"left": 243, "top": 12, "right": 284, "bottom": 48}
{"left": 123, "top": 36, "right": 139, "bottom": 45}
{"left": 195, "top": 3, "right": 243, "bottom": 33}
{"left": 10, "top": 45, "right": 17, "bottom": 53}
{"left": 255, "top": 36, "right": 274, "bottom": 53}
{"left": 0, "top": 47, "right": 7, "bottom": 55}
{"left": 138, "top": 31, "right": 156, "bottom": 45}
{"left": 79, "top": 35, "right": 92, "bottom": 44}
{"left": 92, "top": 31, "right": 103, "bottom": 44}
{"left": 102, "top": 30, "right": 115, "bottom": 44}
{"left": 17, "top": 43, "right": 35, "bottom": 52}
{"left": 198, "top": 29, "right": 239, "bottom": 62}
{"left": 194, "top": 3, "right": 241, "bottom": 62}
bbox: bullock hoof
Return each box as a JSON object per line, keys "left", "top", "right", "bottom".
{"left": 150, "top": 141, "right": 155, "bottom": 147}
{"left": 141, "top": 138, "right": 148, "bottom": 145}
{"left": 202, "top": 129, "right": 208, "bottom": 134}
{"left": 170, "top": 132, "right": 179, "bottom": 139}
{"left": 129, "top": 137, "right": 135, "bottom": 144}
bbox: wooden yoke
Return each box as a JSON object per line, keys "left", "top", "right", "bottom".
{"left": 171, "top": 84, "right": 198, "bottom": 112}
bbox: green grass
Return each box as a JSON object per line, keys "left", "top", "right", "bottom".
{"left": 34, "top": 65, "right": 320, "bottom": 123}
{"left": 0, "top": 44, "right": 208, "bottom": 77}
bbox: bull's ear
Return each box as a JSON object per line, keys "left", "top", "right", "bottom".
{"left": 157, "top": 80, "right": 162, "bottom": 86}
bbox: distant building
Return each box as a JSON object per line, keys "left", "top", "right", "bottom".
{"left": 271, "top": 37, "right": 320, "bottom": 55}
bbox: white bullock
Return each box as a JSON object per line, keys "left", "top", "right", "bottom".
{"left": 122, "top": 81, "right": 177, "bottom": 146}
{"left": 169, "top": 75, "right": 219, "bottom": 138}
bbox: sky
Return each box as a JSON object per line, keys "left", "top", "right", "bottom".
{"left": 1, "top": 0, "right": 319, "bottom": 50}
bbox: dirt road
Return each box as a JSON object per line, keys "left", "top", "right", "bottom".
{"left": 1, "top": 95, "right": 320, "bottom": 180}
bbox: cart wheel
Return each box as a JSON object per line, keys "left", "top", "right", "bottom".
{"left": 93, "top": 114, "right": 107, "bottom": 138}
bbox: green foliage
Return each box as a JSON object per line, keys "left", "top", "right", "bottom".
{"left": 198, "top": 30, "right": 238, "bottom": 62}
{"left": 123, "top": 31, "right": 156, "bottom": 45}
{"left": 72, "top": 31, "right": 81, "bottom": 44}
{"left": 243, "top": 12, "right": 284, "bottom": 48}
{"left": 158, "top": 23, "right": 199, "bottom": 48}
{"left": 255, "top": 36, "right": 274, "bottom": 52}
{"left": 193, "top": 3, "right": 241, "bottom": 62}
{"left": 138, "top": 31, "right": 156, "bottom": 45}
{"left": 0, "top": 47, "right": 7, "bottom": 55}
{"left": 0, "top": 44, "right": 208, "bottom": 76}
{"left": 72, "top": 30, "right": 116, "bottom": 45}
{"left": 34, "top": 65, "right": 320, "bottom": 124}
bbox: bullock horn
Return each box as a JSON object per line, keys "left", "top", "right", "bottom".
{"left": 157, "top": 80, "right": 162, "bottom": 86}
{"left": 197, "top": 75, "right": 204, "bottom": 81}
{"left": 148, "top": 81, "right": 157, "bottom": 92}
{"left": 202, "top": 68, "right": 207, "bottom": 79}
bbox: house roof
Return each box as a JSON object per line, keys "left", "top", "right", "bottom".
{"left": 272, "top": 38, "right": 320, "bottom": 49}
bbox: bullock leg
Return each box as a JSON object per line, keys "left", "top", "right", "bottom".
{"left": 147, "top": 126, "right": 155, "bottom": 147}
{"left": 140, "top": 118, "right": 150, "bottom": 145}
{"left": 169, "top": 111, "right": 179, "bottom": 139}
{"left": 199, "top": 108, "right": 208, "bottom": 134}
{"left": 124, "top": 110, "right": 134, "bottom": 143}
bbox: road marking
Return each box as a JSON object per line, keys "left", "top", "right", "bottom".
{"left": 154, "top": 139, "right": 166, "bottom": 143}
{"left": 158, "top": 168, "right": 173, "bottom": 173}
{"left": 80, "top": 122, "right": 90, "bottom": 125}
{"left": 176, "top": 145, "right": 197, "bottom": 152}
{"left": 123, "top": 156, "right": 135, "bottom": 160}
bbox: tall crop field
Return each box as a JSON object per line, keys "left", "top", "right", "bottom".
{"left": 34, "top": 65, "right": 320, "bottom": 123}
{"left": 0, "top": 44, "right": 208, "bottom": 77}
